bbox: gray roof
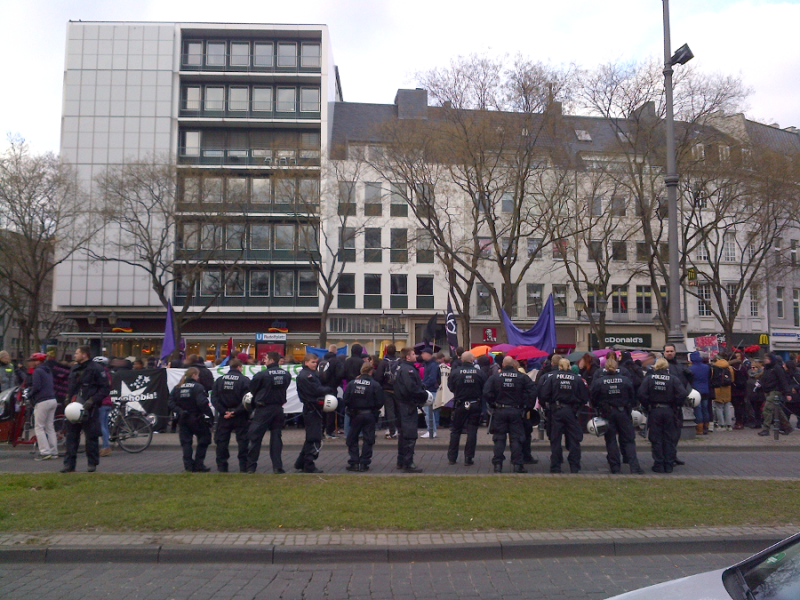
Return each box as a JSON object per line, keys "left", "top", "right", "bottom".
{"left": 744, "top": 119, "right": 800, "bottom": 154}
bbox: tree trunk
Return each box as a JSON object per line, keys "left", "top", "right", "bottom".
{"left": 319, "top": 294, "right": 335, "bottom": 348}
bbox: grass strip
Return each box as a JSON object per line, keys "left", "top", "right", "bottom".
{"left": 1, "top": 473, "right": 797, "bottom": 532}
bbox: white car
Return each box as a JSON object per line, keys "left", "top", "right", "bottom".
{"left": 608, "top": 532, "right": 800, "bottom": 599}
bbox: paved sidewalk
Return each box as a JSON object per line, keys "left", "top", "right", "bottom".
{"left": 1, "top": 525, "right": 795, "bottom": 564}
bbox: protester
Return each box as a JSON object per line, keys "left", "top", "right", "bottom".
{"left": 730, "top": 356, "right": 749, "bottom": 429}
{"left": 711, "top": 354, "right": 735, "bottom": 431}
{"left": 92, "top": 356, "right": 114, "bottom": 457}
{"left": 689, "top": 351, "right": 711, "bottom": 435}
{"left": 184, "top": 354, "right": 214, "bottom": 392}
{"left": 758, "top": 353, "right": 792, "bottom": 436}
{"left": 27, "top": 353, "right": 58, "bottom": 461}
{"left": 319, "top": 344, "right": 345, "bottom": 439}
{"left": 375, "top": 344, "right": 401, "bottom": 439}
{"left": 419, "top": 346, "right": 440, "bottom": 438}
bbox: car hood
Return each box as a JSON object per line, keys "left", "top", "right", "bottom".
{"left": 606, "top": 568, "right": 730, "bottom": 599}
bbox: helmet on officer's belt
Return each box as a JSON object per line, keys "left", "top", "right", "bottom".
{"left": 630, "top": 410, "right": 646, "bottom": 428}
{"left": 242, "top": 392, "right": 253, "bottom": 410}
{"left": 425, "top": 390, "right": 435, "bottom": 406}
{"left": 587, "top": 417, "right": 608, "bottom": 436}
{"left": 64, "top": 401, "right": 85, "bottom": 424}
{"left": 322, "top": 394, "right": 338, "bottom": 412}
{"left": 687, "top": 388, "right": 701, "bottom": 408}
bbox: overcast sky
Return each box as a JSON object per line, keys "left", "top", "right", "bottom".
{"left": 1, "top": 0, "right": 798, "bottom": 153}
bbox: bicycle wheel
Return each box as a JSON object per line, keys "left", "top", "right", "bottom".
{"left": 116, "top": 414, "right": 153, "bottom": 453}
{"left": 54, "top": 415, "right": 67, "bottom": 455}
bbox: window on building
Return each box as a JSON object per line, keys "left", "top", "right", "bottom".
{"left": 338, "top": 273, "right": 355, "bottom": 308}
{"left": 253, "top": 42, "right": 273, "bottom": 67}
{"left": 175, "top": 272, "right": 191, "bottom": 296}
{"left": 340, "top": 227, "right": 356, "bottom": 262}
{"left": 390, "top": 229, "right": 407, "bottom": 263}
{"left": 181, "top": 223, "right": 198, "bottom": 250}
{"left": 206, "top": 42, "right": 226, "bottom": 67}
{"left": 417, "top": 230, "right": 434, "bottom": 263}
{"left": 299, "top": 88, "right": 320, "bottom": 112}
{"left": 204, "top": 177, "right": 223, "bottom": 203}
{"left": 691, "top": 143, "right": 705, "bottom": 161}
{"left": 527, "top": 284, "right": 543, "bottom": 317}
{"left": 590, "top": 196, "right": 602, "bottom": 217}
{"left": 183, "top": 86, "right": 201, "bottom": 111}
{"left": 528, "top": 238, "right": 542, "bottom": 260}
{"left": 726, "top": 283, "right": 738, "bottom": 316}
{"left": 390, "top": 274, "right": 408, "bottom": 308}
{"left": 250, "top": 271, "right": 270, "bottom": 296}
{"left": 274, "top": 224, "right": 295, "bottom": 251}
{"left": 199, "top": 224, "right": 218, "bottom": 250}
{"left": 230, "top": 42, "right": 249, "bottom": 66}
{"left": 612, "top": 285, "right": 628, "bottom": 314}
{"left": 390, "top": 183, "right": 408, "bottom": 217}
{"left": 501, "top": 192, "right": 514, "bottom": 213}
{"left": 364, "top": 182, "right": 383, "bottom": 216}
{"left": 552, "top": 239, "right": 567, "bottom": 260}
{"left": 298, "top": 224, "right": 319, "bottom": 253}
{"left": 588, "top": 240, "right": 603, "bottom": 262}
{"left": 750, "top": 287, "right": 759, "bottom": 317}
{"left": 723, "top": 232, "right": 737, "bottom": 262}
{"left": 201, "top": 270, "right": 222, "bottom": 296}
{"left": 696, "top": 242, "right": 709, "bottom": 261}
{"left": 414, "top": 184, "right": 434, "bottom": 219}
{"left": 364, "top": 228, "right": 382, "bottom": 262}
{"left": 274, "top": 271, "right": 294, "bottom": 297}
{"left": 298, "top": 271, "right": 317, "bottom": 297}
{"left": 276, "top": 87, "right": 296, "bottom": 112}
{"left": 636, "top": 285, "right": 652, "bottom": 314}
{"left": 205, "top": 86, "right": 224, "bottom": 111}
{"left": 226, "top": 224, "right": 246, "bottom": 250}
{"left": 338, "top": 181, "right": 356, "bottom": 216}
{"left": 184, "top": 41, "right": 203, "bottom": 66}
{"left": 610, "top": 196, "right": 626, "bottom": 217}
{"left": 417, "top": 275, "right": 434, "bottom": 309}
{"left": 301, "top": 43, "right": 321, "bottom": 68}
{"left": 659, "top": 243, "right": 669, "bottom": 263}
{"left": 478, "top": 237, "right": 494, "bottom": 260}
{"left": 182, "top": 177, "right": 200, "bottom": 202}
{"left": 277, "top": 42, "right": 297, "bottom": 68}
{"left": 635, "top": 241, "right": 649, "bottom": 262}
{"left": 553, "top": 285, "right": 568, "bottom": 317}
{"left": 228, "top": 87, "right": 249, "bottom": 111}
{"left": 611, "top": 241, "right": 627, "bottom": 261}
{"left": 719, "top": 145, "right": 731, "bottom": 162}
{"left": 250, "top": 225, "right": 270, "bottom": 250}
{"left": 252, "top": 87, "right": 273, "bottom": 112}
{"left": 274, "top": 178, "right": 295, "bottom": 206}
{"left": 476, "top": 284, "right": 492, "bottom": 316}
{"left": 792, "top": 240, "right": 797, "bottom": 266}
{"left": 226, "top": 270, "right": 245, "bottom": 296}
{"left": 251, "top": 178, "right": 270, "bottom": 204}
{"left": 777, "top": 287, "right": 785, "bottom": 318}
{"left": 364, "top": 274, "right": 382, "bottom": 308}
{"left": 227, "top": 178, "right": 247, "bottom": 203}
{"left": 698, "top": 283, "right": 712, "bottom": 317}
{"left": 297, "top": 179, "right": 320, "bottom": 208}
{"left": 575, "top": 129, "right": 592, "bottom": 142}
{"left": 182, "top": 131, "right": 201, "bottom": 156}
{"left": 794, "top": 289, "right": 800, "bottom": 327}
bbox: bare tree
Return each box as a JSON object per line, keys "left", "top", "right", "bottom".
{"left": 0, "top": 137, "right": 93, "bottom": 356}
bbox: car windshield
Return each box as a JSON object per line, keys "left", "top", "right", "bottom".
{"left": 740, "top": 536, "right": 800, "bottom": 598}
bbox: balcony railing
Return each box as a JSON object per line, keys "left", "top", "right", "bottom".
{"left": 179, "top": 103, "right": 320, "bottom": 120}
{"left": 175, "top": 293, "right": 319, "bottom": 308}
{"left": 178, "top": 147, "right": 320, "bottom": 167}
{"left": 176, "top": 201, "right": 319, "bottom": 215}
{"left": 181, "top": 53, "right": 321, "bottom": 74}
{"left": 175, "top": 249, "right": 321, "bottom": 262}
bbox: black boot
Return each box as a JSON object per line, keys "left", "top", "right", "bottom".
{"left": 513, "top": 464, "right": 527, "bottom": 474}
{"left": 493, "top": 464, "right": 503, "bottom": 473}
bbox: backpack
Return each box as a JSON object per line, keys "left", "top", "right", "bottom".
{"left": 318, "top": 359, "right": 335, "bottom": 387}
{"left": 384, "top": 357, "right": 402, "bottom": 386}
{"left": 711, "top": 365, "right": 732, "bottom": 388}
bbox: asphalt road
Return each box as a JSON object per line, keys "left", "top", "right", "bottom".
{"left": 0, "top": 552, "right": 748, "bottom": 599}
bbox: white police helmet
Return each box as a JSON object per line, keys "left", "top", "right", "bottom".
{"left": 242, "top": 392, "right": 253, "bottom": 410}
{"left": 92, "top": 356, "right": 109, "bottom": 365}
{"left": 631, "top": 410, "right": 647, "bottom": 428}
{"left": 322, "top": 394, "right": 338, "bottom": 412}
{"left": 687, "top": 388, "right": 702, "bottom": 408}
{"left": 425, "top": 390, "right": 435, "bottom": 406}
{"left": 64, "top": 401, "right": 85, "bottom": 424}
{"left": 587, "top": 417, "right": 609, "bottom": 436}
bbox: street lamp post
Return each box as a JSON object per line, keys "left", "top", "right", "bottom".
{"left": 87, "top": 311, "right": 118, "bottom": 356}
{"left": 663, "top": 0, "right": 693, "bottom": 351}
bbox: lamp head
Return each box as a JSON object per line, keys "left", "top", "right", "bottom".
{"left": 87, "top": 311, "right": 97, "bottom": 326}
{"left": 671, "top": 43, "right": 694, "bottom": 66}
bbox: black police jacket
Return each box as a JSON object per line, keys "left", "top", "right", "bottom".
{"left": 637, "top": 369, "right": 687, "bottom": 408}
{"left": 169, "top": 380, "right": 212, "bottom": 418}
{"left": 318, "top": 352, "right": 345, "bottom": 387}
{"left": 67, "top": 360, "right": 111, "bottom": 412}
{"left": 448, "top": 362, "right": 488, "bottom": 405}
{"left": 589, "top": 370, "right": 635, "bottom": 411}
{"left": 343, "top": 375, "right": 384, "bottom": 411}
{"left": 539, "top": 370, "right": 588, "bottom": 408}
{"left": 483, "top": 366, "right": 537, "bottom": 409}
{"left": 212, "top": 369, "right": 251, "bottom": 416}
{"left": 619, "top": 360, "right": 644, "bottom": 391}
{"left": 394, "top": 360, "right": 428, "bottom": 405}
{"left": 296, "top": 367, "right": 335, "bottom": 409}
{"left": 760, "top": 361, "right": 790, "bottom": 395}
{"left": 249, "top": 364, "right": 290, "bottom": 407}
{"left": 187, "top": 360, "right": 215, "bottom": 392}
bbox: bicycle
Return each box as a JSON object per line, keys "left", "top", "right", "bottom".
{"left": 107, "top": 398, "right": 153, "bottom": 453}
{"left": 7, "top": 388, "right": 67, "bottom": 455}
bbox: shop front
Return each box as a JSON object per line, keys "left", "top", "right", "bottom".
{"left": 769, "top": 330, "right": 800, "bottom": 359}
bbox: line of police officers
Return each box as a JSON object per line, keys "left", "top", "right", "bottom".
{"left": 168, "top": 346, "right": 695, "bottom": 475}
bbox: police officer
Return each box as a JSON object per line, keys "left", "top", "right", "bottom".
{"left": 589, "top": 356, "right": 643, "bottom": 474}
{"left": 168, "top": 367, "right": 213, "bottom": 473}
{"left": 483, "top": 356, "right": 537, "bottom": 473}
{"left": 447, "top": 351, "right": 487, "bottom": 466}
{"left": 393, "top": 347, "right": 429, "bottom": 473}
{"left": 638, "top": 357, "right": 687, "bottom": 473}
{"left": 211, "top": 358, "right": 251, "bottom": 473}
{"left": 246, "top": 351, "right": 290, "bottom": 474}
{"left": 294, "top": 353, "right": 335, "bottom": 473}
{"left": 342, "top": 362, "right": 384, "bottom": 472}
{"left": 539, "top": 358, "right": 588, "bottom": 474}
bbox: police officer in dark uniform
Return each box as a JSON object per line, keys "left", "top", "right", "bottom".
{"left": 294, "top": 353, "right": 335, "bottom": 473}
{"left": 638, "top": 357, "right": 687, "bottom": 473}
{"left": 447, "top": 351, "right": 487, "bottom": 466}
{"left": 246, "top": 352, "right": 290, "bottom": 474}
{"left": 342, "top": 362, "right": 384, "bottom": 471}
{"left": 589, "top": 356, "right": 643, "bottom": 474}
{"left": 393, "top": 347, "right": 429, "bottom": 473}
{"left": 539, "top": 357, "right": 588, "bottom": 474}
{"left": 211, "top": 358, "right": 251, "bottom": 473}
{"left": 168, "top": 367, "right": 213, "bottom": 472}
{"left": 483, "top": 356, "right": 537, "bottom": 473}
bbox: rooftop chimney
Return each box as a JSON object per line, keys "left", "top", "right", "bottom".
{"left": 395, "top": 88, "right": 428, "bottom": 120}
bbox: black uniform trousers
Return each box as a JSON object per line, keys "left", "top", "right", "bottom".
{"left": 214, "top": 414, "right": 249, "bottom": 472}
{"left": 521, "top": 410, "right": 535, "bottom": 462}
{"left": 396, "top": 400, "right": 419, "bottom": 468}
{"left": 347, "top": 409, "right": 377, "bottom": 466}
{"left": 246, "top": 404, "right": 284, "bottom": 472}
{"left": 490, "top": 406, "right": 525, "bottom": 466}
{"left": 648, "top": 406, "right": 677, "bottom": 472}
{"left": 63, "top": 412, "right": 100, "bottom": 471}
{"left": 603, "top": 407, "right": 641, "bottom": 473}
{"left": 178, "top": 414, "right": 211, "bottom": 472}
{"left": 382, "top": 391, "right": 399, "bottom": 436}
{"left": 295, "top": 406, "right": 323, "bottom": 472}
{"left": 447, "top": 401, "right": 481, "bottom": 463}
{"left": 549, "top": 405, "right": 583, "bottom": 473}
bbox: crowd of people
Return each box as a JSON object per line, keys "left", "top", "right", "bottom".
{"left": 5, "top": 341, "right": 799, "bottom": 475}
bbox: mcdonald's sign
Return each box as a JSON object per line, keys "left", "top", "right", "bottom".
{"left": 759, "top": 334, "right": 770, "bottom": 346}
{"left": 686, "top": 267, "right": 697, "bottom": 286}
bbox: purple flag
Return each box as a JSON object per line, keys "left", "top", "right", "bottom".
{"left": 500, "top": 294, "right": 557, "bottom": 354}
{"left": 160, "top": 300, "right": 175, "bottom": 362}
